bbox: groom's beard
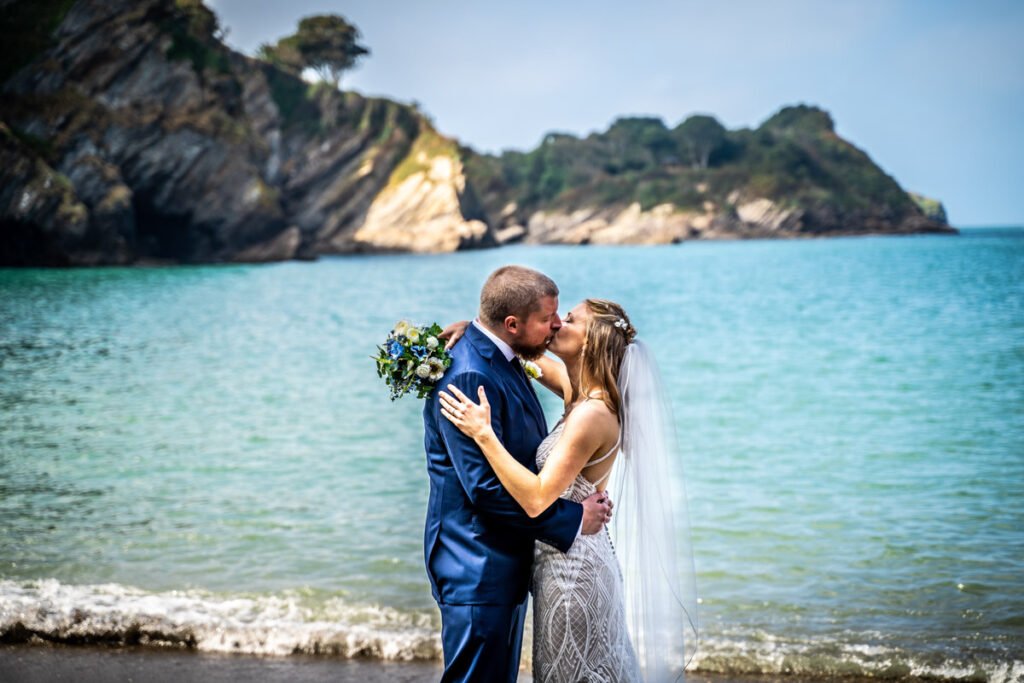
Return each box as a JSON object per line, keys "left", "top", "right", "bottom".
{"left": 511, "top": 336, "right": 551, "bottom": 361}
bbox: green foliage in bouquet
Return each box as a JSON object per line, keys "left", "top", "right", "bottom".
{"left": 375, "top": 321, "right": 452, "bottom": 401}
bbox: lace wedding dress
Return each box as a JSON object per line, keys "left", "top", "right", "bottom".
{"left": 532, "top": 417, "right": 642, "bottom": 682}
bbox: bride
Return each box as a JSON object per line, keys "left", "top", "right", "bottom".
{"left": 439, "top": 299, "right": 698, "bottom": 682}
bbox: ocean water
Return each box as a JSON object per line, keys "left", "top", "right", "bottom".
{"left": 1, "top": 229, "right": 1022, "bottom": 680}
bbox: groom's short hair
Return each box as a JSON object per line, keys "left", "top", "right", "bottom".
{"left": 480, "top": 265, "right": 559, "bottom": 325}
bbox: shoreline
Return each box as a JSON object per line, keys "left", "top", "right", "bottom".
{"left": 0, "top": 643, "right": 942, "bottom": 683}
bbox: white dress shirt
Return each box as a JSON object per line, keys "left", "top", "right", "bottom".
{"left": 472, "top": 319, "right": 516, "bottom": 361}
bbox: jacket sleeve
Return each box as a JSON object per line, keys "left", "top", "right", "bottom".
{"left": 435, "top": 370, "right": 583, "bottom": 553}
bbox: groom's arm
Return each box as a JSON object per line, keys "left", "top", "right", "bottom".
{"left": 436, "top": 370, "right": 583, "bottom": 553}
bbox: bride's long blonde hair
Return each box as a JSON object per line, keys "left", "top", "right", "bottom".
{"left": 578, "top": 299, "right": 636, "bottom": 416}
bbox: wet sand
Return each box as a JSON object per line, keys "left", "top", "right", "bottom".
{"left": 0, "top": 643, "right": 885, "bottom": 683}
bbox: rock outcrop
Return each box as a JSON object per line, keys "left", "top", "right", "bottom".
{"left": 351, "top": 130, "right": 493, "bottom": 252}
{"left": 465, "top": 105, "right": 957, "bottom": 244}
{"left": 0, "top": 2, "right": 955, "bottom": 267}
{"left": 908, "top": 192, "right": 949, "bottom": 225}
{"left": 0, "top": 0, "right": 493, "bottom": 266}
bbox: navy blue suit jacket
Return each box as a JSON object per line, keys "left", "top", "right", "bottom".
{"left": 423, "top": 324, "right": 583, "bottom": 605}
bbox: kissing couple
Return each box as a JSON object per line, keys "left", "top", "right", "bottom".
{"left": 422, "top": 265, "right": 698, "bottom": 682}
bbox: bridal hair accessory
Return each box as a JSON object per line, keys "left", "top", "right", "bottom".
{"left": 611, "top": 316, "right": 637, "bottom": 343}
{"left": 374, "top": 321, "right": 453, "bottom": 400}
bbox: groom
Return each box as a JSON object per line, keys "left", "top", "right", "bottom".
{"left": 423, "top": 265, "right": 613, "bottom": 683}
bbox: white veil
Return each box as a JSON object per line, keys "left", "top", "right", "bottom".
{"left": 610, "top": 339, "right": 699, "bottom": 682}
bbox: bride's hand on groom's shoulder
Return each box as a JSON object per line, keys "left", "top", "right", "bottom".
{"left": 439, "top": 320, "right": 471, "bottom": 351}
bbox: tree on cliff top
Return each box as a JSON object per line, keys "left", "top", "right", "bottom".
{"left": 673, "top": 115, "right": 726, "bottom": 170}
{"left": 259, "top": 15, "right": 369, "bottom": 90}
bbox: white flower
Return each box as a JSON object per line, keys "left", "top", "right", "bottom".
{"left": 520, "top": 359, "right": 542, "bottom": 380}
{"left": 393, "top": 320, "right": 412, "bottom": 338}
{"left": 415, "top": 363, "right": 431, "bottom": 379}
{"left": 426, "top": 336, "right": 439, "bottom": 350}
{"left": 427, "top": 357, "right": 446, "bottom": 381}
{"left": 406, "top": 327, "right": 421, "bottom": 343}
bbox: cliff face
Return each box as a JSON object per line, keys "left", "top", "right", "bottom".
{"left": 464, "top": 106, "right": 957, "bottom": 245}
{"left": 1, "top": 1, "right": 955, "bottom": 267}
{"left": 0, "top": 0, "right": 491, "bottom": 266}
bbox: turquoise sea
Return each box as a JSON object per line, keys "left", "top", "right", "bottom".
{"left": 1, "top": 229, "right": 1022, "bottom": 680}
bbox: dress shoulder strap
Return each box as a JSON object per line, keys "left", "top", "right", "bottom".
{"left": 591, "top": 467, "right": 614, "bottom": 487}
{"left": 583, "top": 432, "right": 621, "bottom": 469}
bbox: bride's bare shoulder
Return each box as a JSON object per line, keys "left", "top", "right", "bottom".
{"left": 563, "top": 397, "right": 619, "bottom": 441}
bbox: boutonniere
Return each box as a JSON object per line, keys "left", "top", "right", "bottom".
{"left": 520, "top": 359, "right": 542, "bottom": 380}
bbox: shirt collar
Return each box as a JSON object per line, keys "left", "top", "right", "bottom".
{"left": 472, "top": 319, "right": 516, "bottom": 362}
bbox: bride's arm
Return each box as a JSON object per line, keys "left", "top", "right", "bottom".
{"left": 533, "top": 354, "right": 571, "bottom": 402}
{"left": 439, "top": 321, "right": 570, "bottom": 402}
{"left": 439, "top": 384, "right": 610, "bottom": 517}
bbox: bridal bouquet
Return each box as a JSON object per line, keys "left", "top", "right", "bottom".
{"left": 375, "top": 321, "right": 452, "bottom": 400}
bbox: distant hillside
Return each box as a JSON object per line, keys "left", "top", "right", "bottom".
{"left": 463, "top": 106, "right": 955, "bottom": 244}
{"left": 0, "top": 0, "right": 953, "bottom": 267}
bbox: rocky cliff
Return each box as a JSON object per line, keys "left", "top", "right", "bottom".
{"left": 0, "top": 0, "right": 493, "bottom": 266}
{"left": 0, "top": 1, "right": 954, "bottom": 267}
{"left": 464, "top": 107, "right": 956, "bottom": 245}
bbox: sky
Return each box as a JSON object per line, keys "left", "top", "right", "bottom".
{"left": 207, "top": 0, "right": 1024, "bottom": 227}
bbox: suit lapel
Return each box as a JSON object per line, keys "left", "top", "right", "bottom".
{"left": 465, "top": 326, "right": 548, "bottom": 438}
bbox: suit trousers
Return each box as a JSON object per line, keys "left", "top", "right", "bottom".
{"left": 438, "top": 598, "right": 528, "bottom": 683}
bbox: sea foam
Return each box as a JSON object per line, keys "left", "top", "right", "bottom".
{"left": 0, "top": 579, "right": 440, "bottom": 659}
{"left": 2, "top": 578, "right": 1022, "bottom": 682}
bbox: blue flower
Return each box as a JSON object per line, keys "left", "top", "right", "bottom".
{"left": 388, "top": 339, "right": 405, "bottom": 359}
{"left": 411, "top": 345, "right": 429, "bottom": 359}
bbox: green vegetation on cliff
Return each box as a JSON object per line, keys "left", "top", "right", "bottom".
{"left": 387, "top": 126, "right": 459, "bottom": 189}
{"left": 464, "top": 104, "right": 928, "bottom": 230}
{"left": 163, "top": 0, "right": 231, "bottom": 75}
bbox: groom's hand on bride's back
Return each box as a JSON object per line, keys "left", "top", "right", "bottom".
{"left": 580, "top": 491, "right": 614, "bottom": 535}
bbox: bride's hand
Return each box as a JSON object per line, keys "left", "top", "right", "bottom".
{"left": 438, "top": 320, "right": 470, "bottom": 351}
{"left": 439, "top": 384, "right": 492, "bottom": 440}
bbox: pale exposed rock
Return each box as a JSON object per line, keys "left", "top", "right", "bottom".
{"left": 495, "top": 224, "right": 526, "bottom": 244}
{"left": 690, "top": 214, "right": 713, "bottom": 231}
{"left": 353, "top": 154, "right": 493, "bottom": 252}
{"left": 736, "top": 198, "right": 803, "bottom": 231}
{"left": 526, "top": 202, "right": 698, "bottom": 245}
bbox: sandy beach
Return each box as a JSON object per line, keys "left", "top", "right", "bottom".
{"left": 0, "top": 644, "right": 444, "bottom": 683}
{"left": 0, "top": 643, "right": 897, "bottom": 683}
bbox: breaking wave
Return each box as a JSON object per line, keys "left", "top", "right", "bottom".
{"left": 2, "top": 579, "right": 1021, "bottom": 682}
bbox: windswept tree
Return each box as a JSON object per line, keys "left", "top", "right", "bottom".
{"left": 673, "top": 115, "right": 727, "bottom": 170}
{"left": 267, "top": 14, "right": 369, "bottom": 90}
{"left": 255, "top": 39, "right": 303, "bottom": 73}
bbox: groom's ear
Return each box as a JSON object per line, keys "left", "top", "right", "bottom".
{"left": 504, "top": 315, "right": 519, "bottom": 334}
